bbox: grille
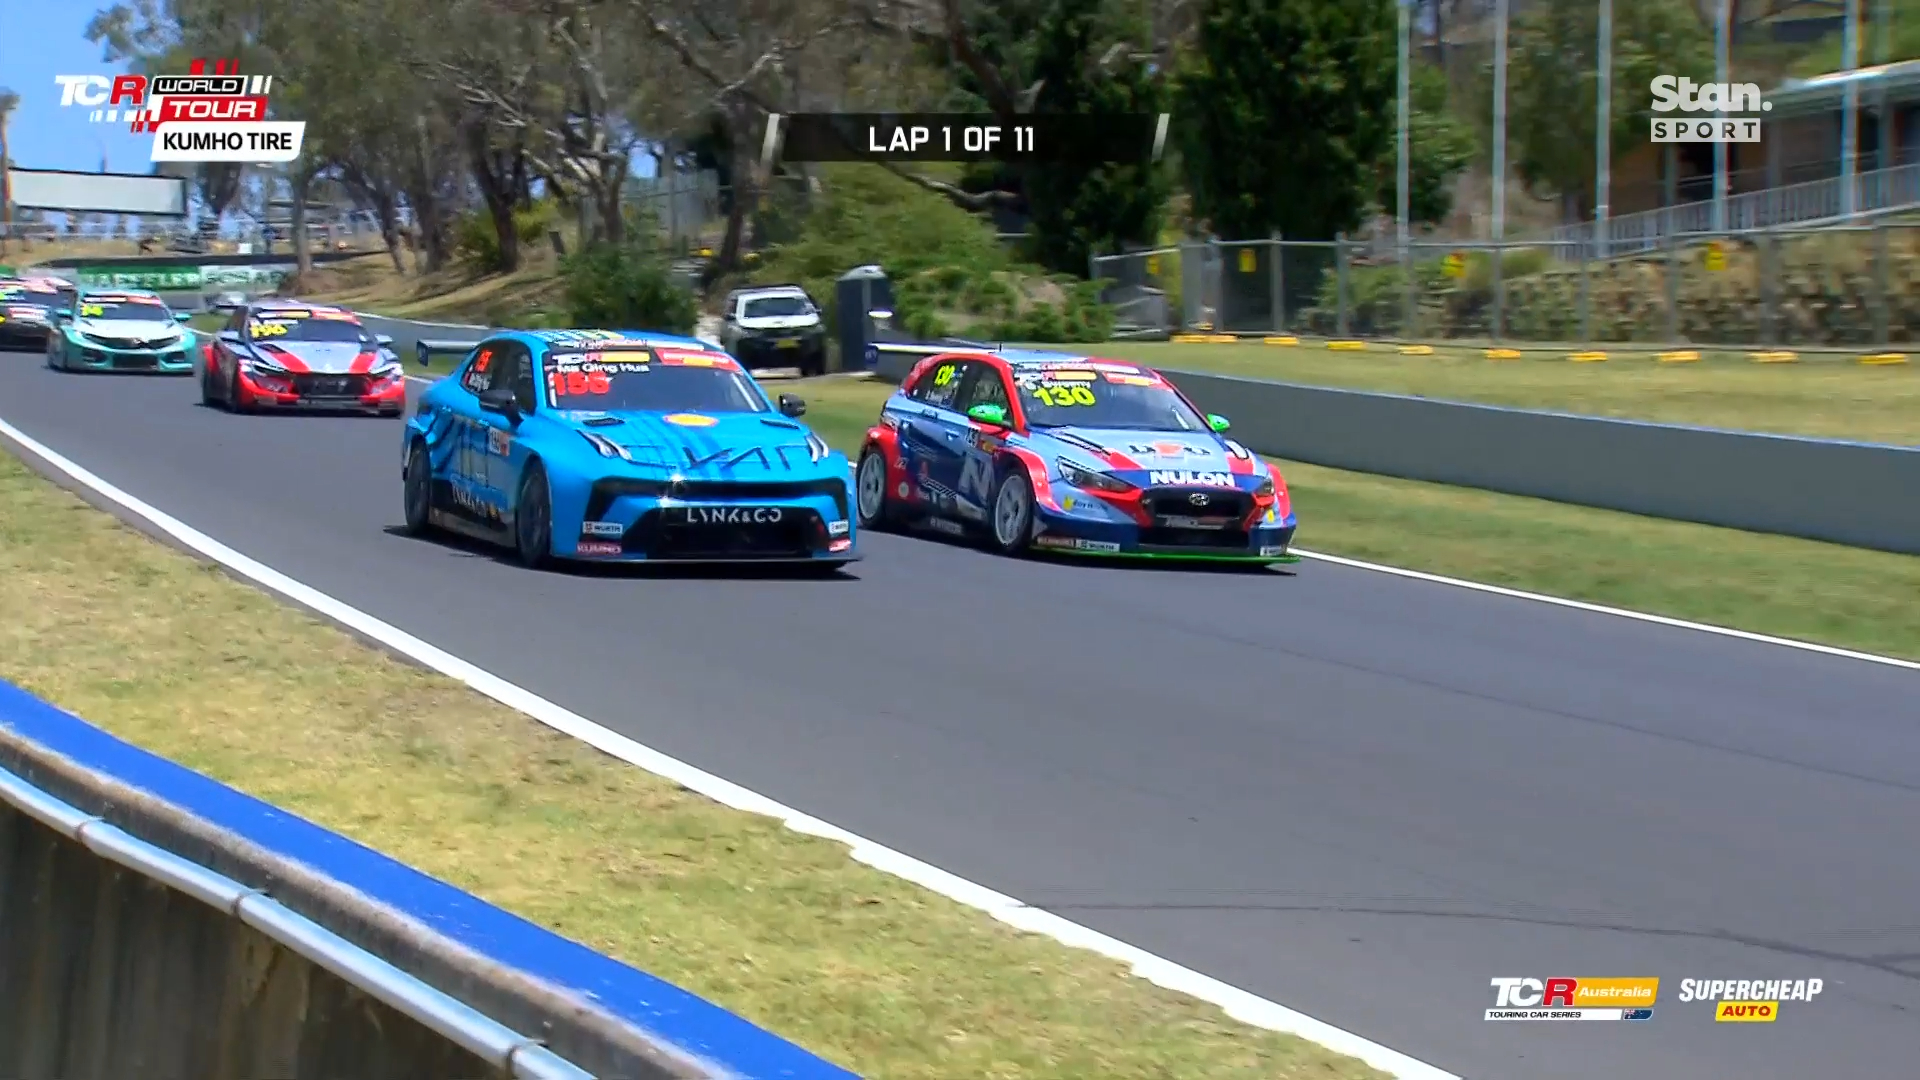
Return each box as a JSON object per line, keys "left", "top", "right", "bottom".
{"left": 1143, "top": 487, "right": 1251, "bottom": 522}
{"left": 86, "top": 334, "right": 146, "bottom": 349}
{"left": 292, "top": 373, "right": 369, "bottom": 398}
{"left": 585, "top": 478, "right": 847, "bottom": 522}
{"left": 1139, "top": 526, "right": 1253, "bottom": 550}
{"left": 622, "top": 508, "right": 824, "bottom": 559}
{"left": 116, "top": 352, "right": 158, "bottom": 370}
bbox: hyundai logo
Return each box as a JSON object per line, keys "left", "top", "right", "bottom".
{"left": 1188, "top": 493, "right": 1209, "bottom": 506}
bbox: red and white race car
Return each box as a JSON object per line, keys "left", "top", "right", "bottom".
{"left": 200, "top": 301, "right": 407, "bottom": 415}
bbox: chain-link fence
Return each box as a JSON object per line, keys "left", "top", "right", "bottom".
{"left": 1100, "top": 224, "right": 1920, "bottom": 350}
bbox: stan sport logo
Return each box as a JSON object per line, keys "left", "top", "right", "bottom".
{"left": 1649, "top": 75, "right": 1770, "bottom": 145}
{"left": 54, "top": 58, "right": 305, "bottom": 164}
{"left": 1487, "top": 977, "right": 1660, "bottom": 1021}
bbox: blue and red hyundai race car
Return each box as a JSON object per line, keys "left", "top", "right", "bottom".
{"left": 854, "top": 348, "right": 1299, "bottom": 564}
{"left": 199, "top": 300, "right": 405, "bottom": 415}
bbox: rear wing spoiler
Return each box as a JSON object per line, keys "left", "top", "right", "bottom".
{"left": 415, "top": 338, "right": 485, "bottom": 367}
{"left": 866, "top": 337, "right": 1001, "bottom": 383}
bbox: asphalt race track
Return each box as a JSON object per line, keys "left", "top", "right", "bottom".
{"left": 4, "top": 352, "right": 1918, "bottom": 1080}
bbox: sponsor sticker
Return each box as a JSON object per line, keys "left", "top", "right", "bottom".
{"left": 576, "top": 541, "right": 622, "bottom": 556}
{"left": 1260, "top": 545, "right": 1288, "bottom": 557}
{"left": 487, "top": 429, "right": 511, "bottom": 456}
{"left": 1148, "top": 470, "right": 1235, "bottom": 487}
{"left": 828, "top": 519, "right": 850, "bottom": 536}
{"left": 581, "top": 521, "right": 625, "bottom": 538}
{"left": 664, "top": 413, "right": 718, "bottom": 427}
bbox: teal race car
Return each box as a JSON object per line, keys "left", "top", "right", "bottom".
{"left": 46, "top": 289, "right": 196, "bottom": 373}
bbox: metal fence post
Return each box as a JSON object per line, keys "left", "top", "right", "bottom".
{"left": 1874, "top": 221, "right": 1891, "bottom": 346}
{"left": 1402, "top": 240, "right": 1417, "bottom": 338}
{"left": 1207, "top": 237, "right": 1223, "bottom": 330}
{"left": 1269, "top": 232, "right": 1283, "bottom": 334}
{"left": 1273, "top": 232, "right": 1287, "bottom": 332}
{"left": 1578, "top": 238, "right": 1592, "bottom": 345}
{"left": 1491, "top": 241, "right": 1505, "bottom": 342}
{"left": 1761, "top": 231, "right": 1777, "bottom": 347}
{"left": 1336, "top": 233, "right": 1351, "bottom": 337}
{"left": 1665, "top": 232, "right": 1681, "bottom": 343}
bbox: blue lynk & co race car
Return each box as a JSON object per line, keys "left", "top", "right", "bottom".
{"left": 402, "top": 328, "right": 858, "bottom": 570}
{"left": 854, "top": 346, "right": 1299, "bottom": 565}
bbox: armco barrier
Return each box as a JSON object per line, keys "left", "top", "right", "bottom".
{"left": 870, "top": 342, "right": 1920, "bottom": 556}
{"left": 0, "top": 679, "right": 858, "bottom": 1080}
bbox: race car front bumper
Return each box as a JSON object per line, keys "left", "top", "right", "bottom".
{"left": 238, "top": 368, "right": 409, "bottom": 412}
{"left": 61, "top": 339, "right": 194, "bottom": 373}
{"left": 0, "top": 321, "right": 51, "bottom": 350}
{"left": 564, "top": 479, "right": 857, "bottom": 563}
{"left": 1029, "top": 498, "right": 1300, "bottom": 563}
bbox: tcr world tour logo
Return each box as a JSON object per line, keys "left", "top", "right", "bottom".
{"left": 53, "top": 58, "right": 306, "bottom": 164}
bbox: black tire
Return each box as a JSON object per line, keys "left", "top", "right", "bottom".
{"left": 199, "top": 355, "right": 219, "bottom": 406}
{"left": 854, "top": 446, "right": 904, "bottom": 532}
{"left": 402, "top": 439, "right": 435, "bottom": 536}
{"left": 45, "top": 343, "right": 61, "bottom": 371}
{"left": 800, "top": 348, "right": 826, "bottom": 378}
{"left": 985, "top": 468, "right": 1036, "bottom": 556}
{"left": 513, "top": 460, "right": 553, "bottom": 569}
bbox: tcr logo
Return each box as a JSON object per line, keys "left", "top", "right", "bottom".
{"left": 53, "top": 74, "right": 147, "bottom": 108}
{"left": 1490, "top": 978, "right": 1579, "bottom": 1008}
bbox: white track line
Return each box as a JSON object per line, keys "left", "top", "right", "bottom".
{"left": 0, "top": 416, "right": 1458, "bottom": 1079}
{"left": 1291, "top": 548, "right": 1919, "bottom": 672}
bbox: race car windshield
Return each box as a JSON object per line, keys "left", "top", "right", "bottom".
{"left": 742, "top": 295, "right": 813, "bottom": 318}
{"left": 543, "top": 350, "right": 768, "bottom": 413}
{"left": 2, "top": 291, "right": 57, "bottom": 311}
{"left": 1015, "top": 371, "right": 1209, "bottom": 431}
{"left": 249, "top": 315, "right": 369, "bottom": 343}
{"left": 78, "top": 299, "right": 171, "bottom": 322}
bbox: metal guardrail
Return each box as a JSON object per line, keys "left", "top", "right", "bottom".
{"left": 0, "top": 764, "right": 593, "bottom": 1080}
{"left": 866, "top": 341, "right": 1920, "bottom": 557}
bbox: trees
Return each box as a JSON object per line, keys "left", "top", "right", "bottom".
{"left": 1174, "top": 0, "right": 1398, "bottom": 241}
{"left": 1506, "top": 0, "right": 1712, "bottom": 219}
{"left": 1021, "top": 0, "right": 1170, "bottom": 272}
{"left": 1388, "top": 63, "right": 1476, "bottom": 229}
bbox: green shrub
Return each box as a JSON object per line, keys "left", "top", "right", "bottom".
{"left": 453, "top": 200, "right": 563, "bottom": 272}
{"left": 560, "top": 242, "right": 699, "bottom": 334}
{"left": 749, "top": 164, "right": 1116, "bottom": 344}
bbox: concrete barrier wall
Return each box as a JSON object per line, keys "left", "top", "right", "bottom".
{"left": 0, "top": 680, "right": 859, "bottom": 1080}
{"left": 871, "top": 343, "right": 1920, "bottom": 556}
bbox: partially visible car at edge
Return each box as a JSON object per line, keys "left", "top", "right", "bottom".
{"left": 45, "top": 288, "right": 196, "bottom": 373}
{"left": 718, "top": 284, "right": 828, "bottom": 376}
{"left": 0, "top": 278, "right": 64, "bottom": 351}
{"left": 401, "top": 328, "right": 857, "bottom": 570}
{"left": 853, "top": 347, "right": 1299, "bottom": 565}
{"left": 200, "top": 300, "right": 405, "bottom": 415}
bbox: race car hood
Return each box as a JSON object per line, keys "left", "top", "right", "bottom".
{"left": 555, "top": 410, "right": 836, "bottom": 477}
{"left": 71, "top": 317, "right": 190, "bottom": 344}
{"left": 1041, "top": 426, "right": 1239, "bottom": 471}
{"left": 248, "top": 338, "right": 394, "bottom": 374}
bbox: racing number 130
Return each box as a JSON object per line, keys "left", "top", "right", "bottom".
{"left": 1031, "top": 385, "right": 1096, "bottom": 406}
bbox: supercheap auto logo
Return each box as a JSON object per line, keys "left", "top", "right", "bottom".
{"left": 1486, "top": 977, "right": 1659, "bottom": 1021}
{"left": 54, "top": 58, "right": 304, "bottom": 164}
{"left": 1677, "top": 978, "right": 1824, "bottom": 1022}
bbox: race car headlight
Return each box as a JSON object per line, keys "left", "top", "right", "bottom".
{"left": 371, "top": 361, "right": 405, "bottom": 380}
{"left": 1058, "top": 457, "right": 1134, "bottom": 494}
{"left": 578, "top": 429, "right": 633, "bottom": 461}
{"left": 242, "top": 355, "right": 288, "bottom": 374}
{"left": 805, "top": 432, "right": 830, "bottom": 463}
{"left": 1255, "top": 473, "right": 1276, "bottom": 498}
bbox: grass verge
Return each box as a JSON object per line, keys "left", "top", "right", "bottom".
{"left": 0, "top": 447, "right": 1383, "bottom": 1080}
{"left": 795, "top": 376, "right": 1920, "bottom": 661}
{"left": 1054, "top": 339, "right": 1920, "bottom": 447}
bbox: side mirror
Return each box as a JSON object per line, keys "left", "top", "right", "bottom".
{"left": 777, "top": 393, "right": 806, "bottom": 418}
{"left": 967, "top": 403, "right": 1010, "bottom": 428}
{"left": 174, "top": 311, "right": 193, "bottom": 323}
{"left": 53, "top": 308, "right": 72, "bottom": 320}
{"left": 375, "top": 333, "right": 394, "bottom": 348}
{"left": 478, "top": 386, "right": 520, "bottom": 420}
{"left": 1206, "top": 413, "right": 1231, "bottom": 433}
{"left": 216, "top": 329, "right": 242, "bottom": 344}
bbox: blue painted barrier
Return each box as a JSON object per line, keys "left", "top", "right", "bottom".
{"left": 0, "top": 679, "right": 859, "bottom": 1080}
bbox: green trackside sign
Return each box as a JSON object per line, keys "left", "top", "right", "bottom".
{"left": 69, "top": 264, "right": 294, "bottom": 291}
